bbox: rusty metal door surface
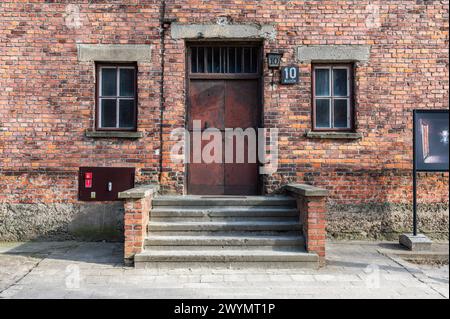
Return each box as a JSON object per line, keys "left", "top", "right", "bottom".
{"left": 187, "top": 79, "right": 258, "bottom": 195}
{"left": 188, "top": 80, "right": 225, "bottom": 195}
{"left": 224, "top": 80, "right": 258, "bottom": 195}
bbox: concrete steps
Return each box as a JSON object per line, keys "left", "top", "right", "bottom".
{"left": 152, "top": 195, "right": 296, "bottom": 207}
{"left": 144, "top": 234, "right": 305, "bottom": 247}
{"left": 135, "top": 195, "right": 318, "bottom": 269}
{"left": 148, "top": 221, "right": 302, "bottom": 232}
{"left": 151, "top": 206, "right": 299, "bottom": 218}
{"left": 135, "top": 249, "right": 318, "bottom": 264}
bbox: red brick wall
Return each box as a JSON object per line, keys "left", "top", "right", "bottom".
{"left": 1, "top": 1, "right": 448, "bottom": 210}
{"left": 0, "top": 1, "right": 162, "bottom": 204}
{"left": 160, "top": 0, "right": 449, "bottom": 206}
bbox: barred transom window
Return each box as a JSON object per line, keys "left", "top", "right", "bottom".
{"left": 190, "top": 46, "right": 259, "bottom": 74}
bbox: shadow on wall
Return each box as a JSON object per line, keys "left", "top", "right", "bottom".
{"left": 0, "top": 202, "right": 125, "bottom": 242}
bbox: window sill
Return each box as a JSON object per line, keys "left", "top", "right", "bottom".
{"left": 85, "top": 130, "right": 144, "bottom": 139}
{"left": 305, "top": 130, "right": 362, "bottom": 140}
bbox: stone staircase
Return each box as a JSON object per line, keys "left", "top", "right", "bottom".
{"left": 134, "top": 195, "right": 319, "bottom": 268}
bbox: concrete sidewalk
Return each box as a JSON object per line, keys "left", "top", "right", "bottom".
{"left": 0, "top": 241, "right": 448, "bottom": 299}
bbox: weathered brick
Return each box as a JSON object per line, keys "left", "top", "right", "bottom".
{"left": 0, "top": 1, "right": 448, "bottom": 244}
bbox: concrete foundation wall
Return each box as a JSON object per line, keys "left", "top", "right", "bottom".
{"left": 0, "top": 203, "right": 124, "bottom": 242}
{"left": 327, "top": 203, "right": 449, "bottom": 241}
{"left": 1, "top": 201, "right": 448, "bottom": 242}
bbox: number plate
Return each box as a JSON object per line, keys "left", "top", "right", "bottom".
{"left": 281, "top": 66, "right": 299, "bottom": 84}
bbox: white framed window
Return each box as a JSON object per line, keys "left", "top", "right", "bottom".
{"left": 313, "top": 64, "right": 353, "bottom": 131}
{"left": 97, "top": 64, "right": 137, "bottom": 130}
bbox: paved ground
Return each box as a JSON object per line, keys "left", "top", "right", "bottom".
{"left": 0, "top": 241, "right": 448, "bottom": 299}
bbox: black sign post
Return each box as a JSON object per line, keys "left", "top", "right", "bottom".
{"left": 411, "top": 109, "right": 449, "bottom": 237}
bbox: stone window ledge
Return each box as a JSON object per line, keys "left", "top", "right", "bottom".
{"left": 85, "top": 130, "right": 144, "bottom": 139}
{"left": 305, "top": 130, "right": 362, "bottom": 140}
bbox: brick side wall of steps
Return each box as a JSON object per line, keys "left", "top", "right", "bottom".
{"left": 123, "top": 197, "right": 151, "bottom": 266}
{"left": 119, "top": 185, "right": 159, "bottom": 266}
{"left": 285, "top": 184, "right": 329, "bottom": 264}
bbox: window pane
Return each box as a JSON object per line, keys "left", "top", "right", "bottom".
{"left": 197, "top": 47, "right": 205, "bottom": 73}
{"left": 119, "top": 99, "right": 135, "bottom": 128}
{"left": 191, "top": 47, "right": 197, "bottom": 73}
{"left": 101, "top": 68, "right": 117, "bottom": 96}
{"left": 243, "top": 48, "right": 251, "bottom": 73}
{"left": 101, "top": 99, "right": 117, "bottom": 128}
{"left": 206, "top": 47, "right": 213, "bottom": 73}
{"left": 236, "top": 47, "right": 243, "bottom": 73}
{"left": 333, "top": 68, "right": 348, "bottom": 97}
{"left": 190, "top": 46, "right": 258, "bottom": 74}
{"left": 228, "top": 47, "right": 236, "bottom": 73}
{"left": 316, "top": 99, "right": 331, "bottom": 128}
{"left": 315, "top": 69, "right": 330, "bottom": 96}
{"left": 251, "top": 47, "right": 258, "bottom": 73}
{"left": 213, "top": 47, "right": 220, "bottom": 73}
{"left": 119, "top": 68, "right": 135, "bottom": 97}
{"left": 221, "top": 47, "right": 228, "bottom": 73}
{"left": 334, "top": 99, "right": 349, "bottom": 128}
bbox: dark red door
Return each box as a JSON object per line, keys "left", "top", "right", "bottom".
{"left": 224, "top": 80, "right": 259, "bottom": 195}
{"left": 188, "top": 80, "right": 225, "bottom": 195}
{"left": 188, "top": 79, "right": 259, "bottom": 195}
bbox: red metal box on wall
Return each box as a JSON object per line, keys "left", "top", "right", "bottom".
{"left": 78, "top": 167, "right": 135, "bottom": 201}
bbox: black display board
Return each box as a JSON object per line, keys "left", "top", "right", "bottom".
{"left": 412, "top": 109, "right": 449, "bottom": 236}
{"left": 414, "top": 110, "right": 449, "bottom": 172}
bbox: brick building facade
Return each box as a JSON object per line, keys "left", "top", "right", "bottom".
{"left": 0, "top": 0, "right": 448, "bottom": 242}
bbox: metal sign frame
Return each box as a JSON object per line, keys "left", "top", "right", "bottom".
{"left": 266, "top": 52, "right": 283, "bottom": 69}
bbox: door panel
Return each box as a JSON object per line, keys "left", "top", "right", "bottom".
{"left": 225, "top": 80, "right": 258, "bottom": 129}
{"left": 224, "top": 132, "right": 258, "bottom": 195}
{"left": 188, "top": 80, "right": 225, "bottom": 194}
{"left": 188, "top": 80, "right": 224, "bottom": 130}
{"left": 188, "top": 135, "right": 225, "bottom": 195}
{"left": 224, "top": 80, "right": 258, "bottom": 195}
{"left": 187, "top": 75, "right": 259, "bottom": 195}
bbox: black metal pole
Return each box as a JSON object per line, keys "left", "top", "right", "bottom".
{"left": 413, "top": 165, "right": 417, "bottom": 236}
{"left": 412, "top": 110, "right": 418, "bottom": 236}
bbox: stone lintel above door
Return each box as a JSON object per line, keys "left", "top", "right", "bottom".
{"left": 171, "top": 23, "right": 277, "bottom": 40}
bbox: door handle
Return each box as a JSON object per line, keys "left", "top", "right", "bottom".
{"left": 108, "top": 182, "right": 112, "bottom": 192}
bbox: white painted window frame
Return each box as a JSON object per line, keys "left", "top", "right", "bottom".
{"left": 98, "top": 65, "right": 136, "bottom": 130}
{"left": 313, "top": 65, "right": 352, "bottom": 130}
